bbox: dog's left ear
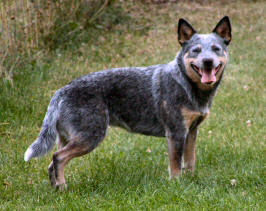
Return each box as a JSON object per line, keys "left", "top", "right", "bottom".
{"left": 212, "top": 16, "right": 232, "bottom": 45}
{"left": 178, "top": 19, "right": 196, "bottom": 46}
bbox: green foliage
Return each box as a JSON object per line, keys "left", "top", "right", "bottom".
{"left": 0, "top": 0, "right": 265, "bottom": 210}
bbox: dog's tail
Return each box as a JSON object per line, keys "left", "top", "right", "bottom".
{"left": 24, "top": 90, "right": 62, "bottom": 162}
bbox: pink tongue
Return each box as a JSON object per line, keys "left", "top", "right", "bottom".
{"left": 201, "top": 70, "right": 216, "bottom": 84}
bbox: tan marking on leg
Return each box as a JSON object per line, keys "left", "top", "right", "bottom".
{"left": 184, "top": 128, "right": 197, "bottom": 173}
{"left": 181, "top": 108, "right": 209, "bottom": 174}
{"left": 53, "top": 139, "right": 91, "bottom": 190}
{"left": 166, "top": 128, "right": 183, "bottom": 179}
{"left": 167, "top": 137, "right": 181, "bottom": 179}
{"left": 48, "top": 135, "right": 67, "bottom": 188}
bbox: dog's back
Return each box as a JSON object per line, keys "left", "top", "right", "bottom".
{"left": 58, "top": 63, "right": 176, "bottom": 137}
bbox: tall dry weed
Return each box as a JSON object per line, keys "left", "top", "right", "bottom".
{"left": 0, "top": 0, "right": 115, "bottom": 80}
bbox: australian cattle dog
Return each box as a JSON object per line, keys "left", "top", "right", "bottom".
{"left": 25, "top": 17, "right": 232, "bottom": 190}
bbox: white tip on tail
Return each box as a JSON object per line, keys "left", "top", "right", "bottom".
{"left": 24, "top": 148, "right": 33, "bottom": 162}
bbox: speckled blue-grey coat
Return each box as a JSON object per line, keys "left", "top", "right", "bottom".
{"left": 24, "top": 16, "right": 232, "bottom": 190}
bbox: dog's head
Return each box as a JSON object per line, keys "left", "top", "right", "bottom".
{"left": 178, "top": 16, "right": 231, "bottom": 89}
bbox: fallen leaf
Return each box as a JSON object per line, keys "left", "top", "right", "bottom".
{"left": 243, "top": 85, "right": 249, "bottom": 91}
{"left": 3, "top": 181, "right": 9, "bottom": 186}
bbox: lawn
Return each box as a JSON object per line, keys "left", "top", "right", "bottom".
{"left": 0, "top": 0, "right": 265, "bottom": 210}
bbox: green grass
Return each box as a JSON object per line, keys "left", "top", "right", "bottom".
{"left": 0, "top": 1, "right": 265, "bottom": 210}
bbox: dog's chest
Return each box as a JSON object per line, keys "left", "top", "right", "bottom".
{"left": 181, "top": 107, "right": 209, "bottom": 130}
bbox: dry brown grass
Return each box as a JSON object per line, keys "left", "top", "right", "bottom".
{"left": 0, "top": 0, "right": 114, "bottom": 79}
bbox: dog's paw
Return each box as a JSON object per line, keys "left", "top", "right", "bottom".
{"left": 183, "top": 162, "right": 195, "bottom": 175}
{"left": 184, "top": 169, "right": 194, "bottom": 176}
{"left": 168, "top": 165, "right": 182, "bottom": 180}
{"left": 55, "top": 183, "right": 68, "bottom": 191}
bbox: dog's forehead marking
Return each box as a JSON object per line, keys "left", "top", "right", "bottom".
{"left": 199, "top": 35, "right": 216, "bottom": 46}
{"left": 193, "top": 34, "right": 222, "bottom": 46}
{"left": 198, "top": 34, "right": 209, "bottom": 39}
{"left": 184, "top": 34, "right": 221, "bottom": 56}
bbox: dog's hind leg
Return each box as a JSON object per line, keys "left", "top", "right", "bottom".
{"left": 52, "top": 135, "right": 107, "bottom": 190}
{"left": 52, "top": 140, "right": 92, "bottom": 190}
{"left": 51, "top": 101, "right": 109, "bottom": 191}
{"left": 48, "top": 135, "right": 67, "bottom": 187}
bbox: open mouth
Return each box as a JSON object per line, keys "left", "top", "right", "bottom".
{"left": 215, "top": 63, "right": 222, "bottom": 74}
{"left": 191, "top": 63, "right": 222, "bottom": 76}
{"left": 191, "top": 64, "right": 202, "bottom": 76}
{"left": 190, "top": 63, "right": 223, "bottom": 84}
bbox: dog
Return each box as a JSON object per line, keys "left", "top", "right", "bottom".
{"left": 24, "top": 16, "right": 232, "bottom": 190}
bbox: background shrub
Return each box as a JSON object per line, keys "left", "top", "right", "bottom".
{"left": 0, "top": 0, "right": 119, "bottom": 80}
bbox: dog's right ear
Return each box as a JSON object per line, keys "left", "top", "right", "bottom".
{"left": 178, "top": 19, "right": 196, "bottom": 46}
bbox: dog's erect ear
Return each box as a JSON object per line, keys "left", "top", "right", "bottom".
{"left": 178, "top": 19, "right": 196, "bottom": 46}
{"left": 212, "top": 16, "right": 232, "bottom": 45}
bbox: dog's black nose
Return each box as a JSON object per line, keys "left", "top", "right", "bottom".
{"left": 203, "top": 58, "right": 213, "bottom": 68}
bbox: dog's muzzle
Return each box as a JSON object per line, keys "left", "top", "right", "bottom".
{"left": 191, "top": 63, "right": 222, "bottom": 84}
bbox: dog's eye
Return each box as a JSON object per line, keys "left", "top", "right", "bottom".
{"left": 212, "top": 45, "right": 221, "bottom": 52}
{"left": 192, "top": 48, "right": 201, "bottom": 53}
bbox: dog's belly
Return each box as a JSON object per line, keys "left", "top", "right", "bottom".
{"left": 109, "top": 113, "right": 165, "bottom": 137}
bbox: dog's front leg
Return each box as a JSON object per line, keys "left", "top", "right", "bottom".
{"left": 184, "top": 127, "right": 198, "bottom": 174}
{"left": 166, "top": 131, "right": 186, "bottom": 179}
